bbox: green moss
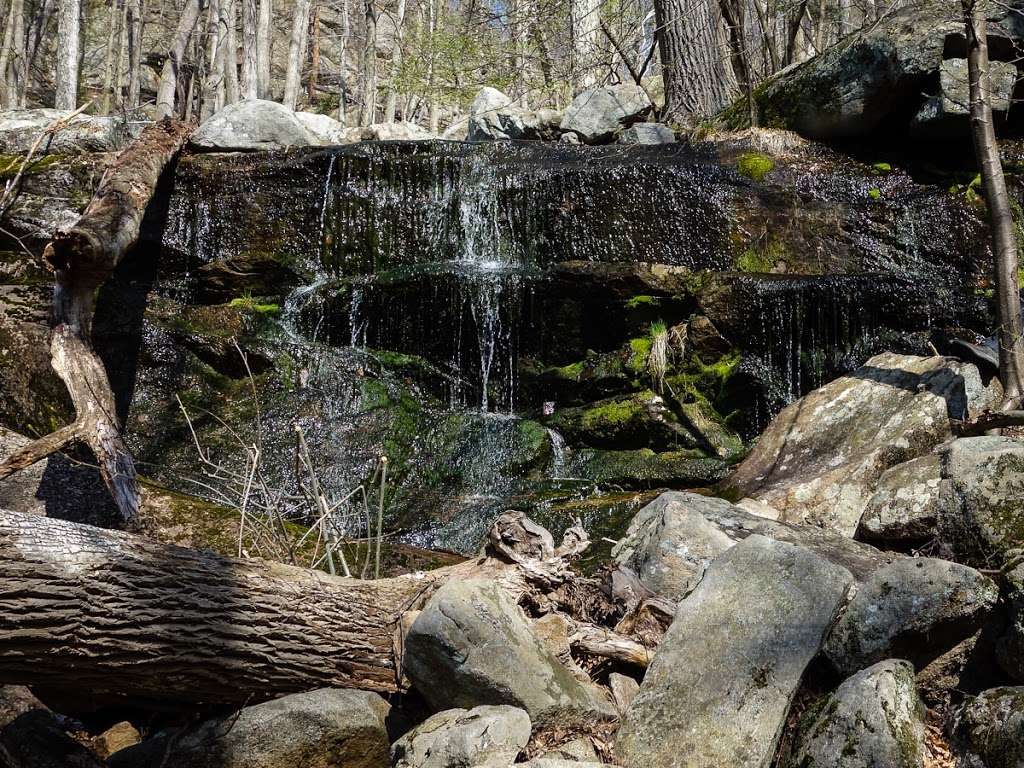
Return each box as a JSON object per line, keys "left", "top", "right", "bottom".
{"left": 581, "top": 396, "right": 645, "bottom": 431}
{"left": 553, "top": 360, "right": 586, "bottom": 380}
{"left": 737, "top": 152, "right": 775, "bottom": 182}
{"left": 736, "top": 249, "right": 776, "bottom": 273}
{"left": 228, "top": 296, "right": 281, "bottom": 315}
{"left": 628, "top": 337, "right": 653, "bottom": 374}
{"left": 0, "top": 153, "right": 61, "bottom": 180}
{"left": 625, "top": 294, "right": 660, "bottom": 310}
{"left": 868, "top": 188, "right": 882, "bottom": 200}
{"left": 872, "top": 162, "right": 892, "bottom": 174}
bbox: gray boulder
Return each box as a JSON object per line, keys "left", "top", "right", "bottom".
{"left": 787, "top": 660, "right": 926, "bottom": 768}
{"left": 0, "top": 108, "right": 131, "bottom": 153}
{"left": 361, "top": 122, "right": 436, "bottom": 141}
{"left": 615, "top": 535, "right": 854, "bottom": 768}
{"left": 859, "top": 454, "right": 942, "bottom": 542}
{"left": 824, "top": 557, "right": 998, "bottom": 676}
{"left": 519, "top": 761, "right": 605, "bottom": 768}
{"left": 725, "top": 353, "right": 993, "bottom": 537}
{"left": 467, "top": 87, "right": 563, "bottom": 142}
{"left": 0, "top": 685, "right": 104, "bottom": 768}
{"left": 617, "top": 122, "right": 675, "bottom": 145}
{"left": 403, "top": 579, "right": 613, "bottom": 724}
{"left": 612, "top": 491, "right": 893, "bottom": 600}
{"left": 295, "top": 111, "right": 357, "bottom": 144}
{"left": 952, "top": 687, "right": 1024, "bottom": 768}
{"left": 108, "top": 688, "right": 390, "bottom": 768}
{"left": 560, "top": 85, "right": 652, "bottom": 144}
{"left": 390, "top": 705, "right": 530, "bottom": 768}
{"left": 998, "top": 558, "right": 1024, "bottom": 682}
{"left": 720, "top": 1, "right": 1024, "bottom": 141}
{"left": 938, "top": 436, "right": 1024, "bottom": 568}
{"left": 192, "top": 99, "right": 320, "bottom": 151}
{"left": 539, "top": 738, "right": 600, "bottom": 761}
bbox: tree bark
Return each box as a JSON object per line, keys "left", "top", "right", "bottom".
{"left": 241, "top": 0, "right": 257, "bottom": 98}
{"left": 653, "top": 0, "right": 737, "bottom": 125}
{"left": 223, "top": 0, "right": 240, "bottom": 104}
{"left": 307, "top": 2, "right": 319, "bottom": 103}
{"left": 0, "top": 0, "right": 17, "bottom": 108}
{"left": 0, "top": 120, "right": 194, "bottom": 526}
{"left": 360, "top": 0, "right": 377, "bottom": 125}
{"left": 126, "top": 0, "right": 142, "bottom": 108}
{"left": 570, "top": 0, "right": 601, "bottom": 93}
{"left": 255, "top": 0, "right": 271, "bottom": 98}
{"left": 282, "top": 0, "right": 312, "bottom": 109}
{"left": 101, "top": 0, "right": 121, "bottom": 114}
{"left": 383, "top": 0, "right": 406, "bottom": 122}
{"left": 337, "top": 0, "right": 349, "bottom": 124}
{"left": 202, "top": 0, "right": 226, "bottom": 117}
{"left": 156, "top": 0, "right": 202, "bottom": 118}
{"left": 55, "top": 0, "right": 81, "bottom": 109}
{"left": 0, "top": 509, "right": 427, "bottom": 703}
{"left": 964, "top": 0, "right": 1024, "bottom": 406}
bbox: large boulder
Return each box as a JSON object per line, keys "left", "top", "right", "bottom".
{"left": 612, "top": 491, "right": 894, "bottom": 600}
{"left": 295, "top": 111, "right": 357, "bottom": 144}
{"left": 0, "top": 108, "right": 131, "bottom": 153}
{"left": 108, "top": 688, "right": 390, "bottom": 768}
{"left": 467, "top": 87, "right": 562, "bottom": 141}
{"left": 824, "top": 557, "right": 998, "bottom": 676}
{"left": 952, "top": 687, "right": 1024, "bottom": 768}
{"left": 615, "top": 535, "right": 854, "bottom": 768}
{"left": 191, "top": 100, "right": 321, "bottom": 151}
{"left": 719, "top": 1, "right": 1024, "bottom": 141}
{"left": 361, "top": 122, "right": 436, "bottom": 141}
{"left": 998, "top": 559, "right": 1024, "bottom": 682}
{"left": 786, "top": 660, "right": 926, "bottom": 768}
{"left": 617, "top": 122, "right": 675, "bottom": 145}
{"left": 559, "top": 85, "right": 653, "bottom": 144}
{"left": 403, "top": 579, "right": 613, "bottom": 724}
{"left": 390, "top": 705, "right": 531, "bottom": 768}
{"left": 938, "top": 436, "right": 1024, "bottom": 568}
{"left": 859, "top": 454, "right": 943, "bottom": 542}
{"left": 725, "top": 353, "right": 993, "bottom": 537}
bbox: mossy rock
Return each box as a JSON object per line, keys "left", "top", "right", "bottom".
{"left": 737, "top": 152, "right": 775, "bottom": 182}
{"left": 568, "top": 448, "right": 731, "bottom": 488}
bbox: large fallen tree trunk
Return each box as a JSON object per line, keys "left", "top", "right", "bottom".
{"left": 0, "top": 120, "right": 193, "bottom": 527}
{"left": 0, "top": 509, "right": 656, "bottom": 705}
{"left": 0, "top": 510, "right": 432, "bottom": 703}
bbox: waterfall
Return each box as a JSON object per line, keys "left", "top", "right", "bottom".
{"left": 547, "top": 428, "right": 568, "bottom": 478}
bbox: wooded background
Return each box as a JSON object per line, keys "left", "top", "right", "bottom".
{"left": 1, "top": 0, "right": 898, "bottom": 131}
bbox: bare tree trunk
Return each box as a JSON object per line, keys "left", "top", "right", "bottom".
{"left": 0, "top": 1, "right": 17, "bottom": 108}
{"left": 101, "top": 0, "right": 120, "bottom": 114}
{"left": 426, "top": 0, "right": 438, "bottom": 131}
{"left": 24, "top": 0, "right": 53, "bottom": 106}
{"left": 54, "top": 0, "right": 80, "bottom": 109}
{"left": 359, "top": 0, "right": 377, "bottom": 124}
{"left": 240, "top": 0, "right": 257, "bottom": 97}
{"left": 570, "top": 0, "right": 601, "bottom": 92}
{"left": 223, "top": 0, "right": 240, "bottom": 103}
{"left": 307, "top": 2, "right": 319, "bottom": 103}
{"left": 0, "top": 123, "right": 194, "bottom": 526}
{"left": 202, "top": 0, "right": 225, "bottom": 117}
{"left": 653, "top": 0, "right": 737, "bottom": 124}
{"left": 282, "top": 0, "right": 312, "bottom": 109}
{"left": 126, "top": 0, "right": 141, "bottom": 108}
{"left": 337, "top": 0, "right": 349, "bottom": 123}
{"left": 0, "top": 509, "right": 424, "bottom": 703}
{"left": 383, "top": 0, "right": 406, "bottom": 121}
{"left": 256, "top": 0, "right": 271, "bottom": 97}
{"left": 964, "top": 0, "right": 1024, "bottom": 406}
{"left": 156, "top": 0, "right": 201, "bottom": 118}
{"left": 114, "top": 0, "right": 129, "bottom": 109}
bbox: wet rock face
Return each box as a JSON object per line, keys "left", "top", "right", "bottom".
{"left": 615, "top": 535, "right": 854, "bottom": 768}
{"left": 786, "top": 660, "right": 926, "bottom": 768}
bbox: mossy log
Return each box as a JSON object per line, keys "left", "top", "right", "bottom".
{"left": 0, "top": 120, "right": 193, "bottom": 527}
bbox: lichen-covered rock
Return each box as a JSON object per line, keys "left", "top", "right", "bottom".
{"left": 725, "top": 353, "right": 990, "bottom": 537}
{"left": 612, "top": 491, "right": 893, "bottom": 600}
{"left": 403, "top": 579, "right": 614, "bottom": 724}
{"left": 786, "top": 660, "right": 926, "bottom": 768}
{"left": 191, "top": 99, "right": 320, "bottom": 151}
{"left": 539, "top": 738, "right": 600, "bottom": 761}
{"left": 859, "top": 454, "right": 942, "bottom": 542}
{"left": 295, "top": 111, "right": 356, "bottom": 144}
{"left": 824, "top": 557, "right": 998, "bottom": 676}
{"left": 0, "top": 108, "right": 132, "bottom": 153}
{"left": 467, "top": 86, "right": 562, "bottom": 141}
{"left": 559, "top": 85, "right": 652, "bottom": 143}
{"left": 998, "top": 559, "right": 1024, "bottom": 683}
{"left": 952, "top": 687, "right": 1024, "bottom": 768}
{"left": 108, "top": 688, "right": 390, "bottom": 768}
{"left": 360, "top": 122, "right": 436, "bottom": 141}
{"left": 938, "top": 436, "right": 1024, "bottom": 568}
{"left": 615, "top": 535, "right": 854, "bottom": 768}
{"left": 390, "top": 705, "right": 531, "bottom": 768}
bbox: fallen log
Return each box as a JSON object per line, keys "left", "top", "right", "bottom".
{"left": 0, "top": 120, "right": 193, "bottom": 527}
{"left": 0, "top": 509, "right": 432, "bottom": 704}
